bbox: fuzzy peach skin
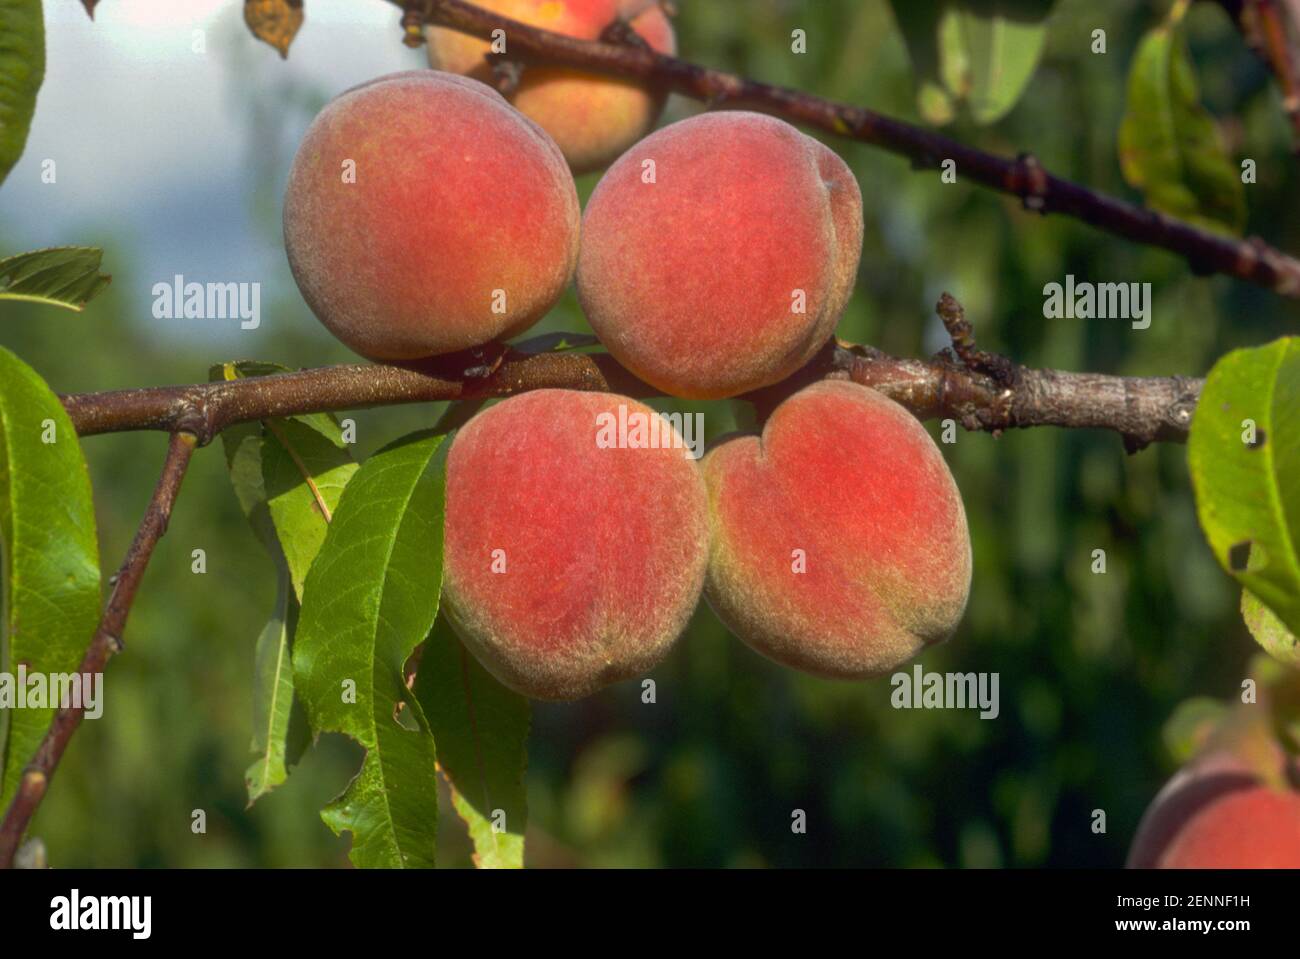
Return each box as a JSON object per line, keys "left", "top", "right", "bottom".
{"left": 702, "top": 380, "right": 971, "bottom": 678}
{"left": 425, "top": 0, "right": 676, "bottom": 174}
{"left": 577, "top": 111, "right": 864, "bottom": 400}
{"left": 442, "top": 389, "right": 709, "bottom": 700}
{"left": 1127, "top": 755, "right": 1300, "bottom": 868}
{"left": 283, "top": 71, "right": 579, "bottom": 362}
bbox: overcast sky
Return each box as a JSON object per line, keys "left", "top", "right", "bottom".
{"left": 1, "top": 0, "right": 426, "bottom": 348}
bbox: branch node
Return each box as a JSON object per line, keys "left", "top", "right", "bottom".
{"left": 935, "top": 293, "right": 1019, "bottom": 389}
{"left": 401, "top": 3, "right": 427, "bottom": 47}
{"left": 1012, "top": 152, "right": 1049, "bottom": 213}
{"left": 599, "top": 18, "right": 651, "bottom": 51}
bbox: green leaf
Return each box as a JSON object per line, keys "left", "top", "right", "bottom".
{"left": 939, "top": 2, "right": 1051, "bottom": 125}
{"left": 246, "top": 564, "right": 307, "bottom": 803}
{"left": 211, "top": 360, "right": 350, "bottom": 802}
{"left": 293, "top": 431, "right": 448, "bottom": 868}
{"left": 1188, "top": 337, "right": 1300, "bottom": 636}
{"left": 214, "top": 407, "right": 309, "bottom": 803}
{"left": 1242, "top": 589, "right": 1300, "bottom": 667}
{"left": 415, "top": 615, "right": 530, "bottom": 869}
{"left": 1117, "top": 3, "right": 1246, "bottom": 234}
{"left": 0, "top": 347, "right": 101, "bottom": 809}
{"left": 262, "top": 418, "right": 358, "bottom": 600}
{"left": 890, "top": 0, "right": 1054, "bottom": 126}
{"left": 0, "top": 0, "right": 44, "bottom": 186}
{"left": 514, "top": 331, "right": 602, "bottom": 354}
{"left": 0, "top": 247, "right": 112, "bottom": 312}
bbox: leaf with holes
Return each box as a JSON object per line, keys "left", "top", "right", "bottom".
{"left": 0, "top": 347, "right": 101, "bottom": 809}
{"left": 293, "top": 431, "right": 448, "bottom": 868}
{"left": 0, "top": 248, "right": 111, "bottom": 312}
{"left": 1188, "top": 337, "right": 1300, "bottom": 638}
{"left": 1118, "top": 3, "right": 1245, "bottom": 234}
{"left": 416, "top": 614, "right": 530, "bottom": 868}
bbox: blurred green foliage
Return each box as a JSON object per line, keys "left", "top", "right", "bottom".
{"left": 1, "top": 0, "right": 1297, "bottom": 868}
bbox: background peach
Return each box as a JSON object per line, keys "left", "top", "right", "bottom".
{"left": 425, "top": 0, "right": 676, "bottom": 173}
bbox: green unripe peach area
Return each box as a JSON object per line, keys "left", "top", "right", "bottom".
{"left": 443, "top": 389, "right": 709, "bottom": 701}
{"left": 578, "top": 111, "right": 864, "bottom": 399}
{"left": 703, "top": 380, "right": 972, "bottom": 678}
{"left": 425, "top": 0, "right": 676, "bottom": 174}
{"left": 283, "top": 70, "right": 580, "bottom": 361}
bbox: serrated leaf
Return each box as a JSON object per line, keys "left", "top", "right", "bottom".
{"left": 891, "top": 0, "right": 1053, "bottom": 126}
{"left": 211, "top": 360, "right": 348, "bottom": 802}
{"left": 415, "top": 615, "right": 529, "bottom": 869}
{"left": 0, "top": 247, "right": 111, "bottom": 312}
{"left": 0, "top": 0, "right": 43, "bottom": 187}
{"left": 1243, "top": 589, "right": 1300, "bottom": 667}
{"left": 1118, "top": 5, "right": 1246, "bottom": 234}
{"left": 246, "top": 566, "right": 308, "bottom": 803}
{"left": 0, "top": 347, "right": 101, "bottom": 809}
{"left": 262, "top": 418, "right": 358, "bottom": 599}
{"left": 293, "top": 431, "right": 448, "bottom": 868}
{"left": 244, "top": 0, "right": 303, "bottom": 59}
{"left": 1188, "top": 337, "right": 1300, "bottom": 636}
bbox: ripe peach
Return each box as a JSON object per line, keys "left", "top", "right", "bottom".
{"left": 424, "top": 0, "right": 676, "bottom": 174}
{"left": 577, "top": 111, "right": 864, "bottom": 399}
{"left": 283, "top": 70, "right": 580, "bottom": 361}
{"left": 1127, "top": 757, "right": 1300, "bottom": 868}
{"left": 442, "top": 389, "right": 709, "bottom": 700}
{"left": 702, "top": 380, "right": 970, "bottom": 678}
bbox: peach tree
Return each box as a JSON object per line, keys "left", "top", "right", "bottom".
{"left": 0, "top": 0, "right": 1297, "bottom": 869}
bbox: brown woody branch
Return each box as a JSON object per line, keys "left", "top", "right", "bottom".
{"left": 1214, "top": 0, "right": 1300, "bottom": 148}
{"left": 399, "top": 0, "right": 1300, "bottom": 297}
{"left": 0, "top": 431, "right": 198, "bottom": 869}
{"left": 59, "top": 323, "right": 1201, "bottom": 453}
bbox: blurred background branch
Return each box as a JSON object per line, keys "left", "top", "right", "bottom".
{"left": 404, "top": 0, "right": 1300, "bottom": 296}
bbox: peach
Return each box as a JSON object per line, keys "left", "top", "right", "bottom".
{"left": 425, "top": 0, "right": 676, "bottom": 174}
{"left": 283, "top": 70, "right": 579, "bottom": 361}
{"left": 1127, "top": 756, "right": 1300, "bottom": 868}
{"left": 577, "top": 111, "right": 864, "bottom": 399}
{"left": 702, "top": 380, "right": 971, "bottom": 678}
{"left": 442, "top": 389, "right": 709, "bottom": 700}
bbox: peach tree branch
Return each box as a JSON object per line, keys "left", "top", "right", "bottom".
{"left": 0, "top": 431, "right": 198, "bottom": 869}
{"left": 401, "top": 0, "right": 1300, "bottom": 297}
{"left": 58, "top": 322, "right": 1202, "bottom": 453}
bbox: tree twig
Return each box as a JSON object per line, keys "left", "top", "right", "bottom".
{"left": 1214, "top": 0, "right": 1300, "bottom": 149}
{"left": 401, "top": 0, "right": 1300, "bottom": 297}
{"left": 0, "top": 431, "right": 198, "bottom": 869}
{"left": 58, "top": 321, "right": 1201, "bottom": 453}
